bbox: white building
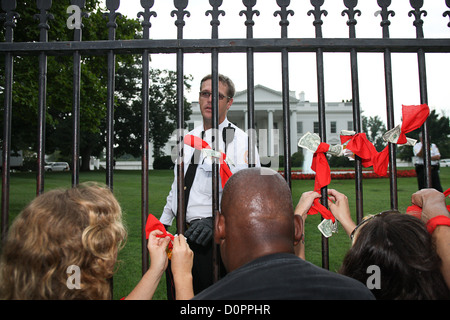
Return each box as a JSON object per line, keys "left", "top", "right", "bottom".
{"left": 176, "top": 84, "right": 353, "bottom": 162}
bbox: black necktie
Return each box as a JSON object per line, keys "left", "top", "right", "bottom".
{"left": 184, "top": 131, "right": 205, "bottom": 212}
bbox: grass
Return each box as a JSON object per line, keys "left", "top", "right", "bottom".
{"left": 2, "top": 167, "right": 450, "bottom": 299}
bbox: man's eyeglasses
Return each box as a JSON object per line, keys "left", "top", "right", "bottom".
{"left": 199, "top": 91, "right": 231, "bottom": 101}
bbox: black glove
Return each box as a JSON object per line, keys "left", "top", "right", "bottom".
{"left": 185, "top": 217, "right": 213, "bottom": 247}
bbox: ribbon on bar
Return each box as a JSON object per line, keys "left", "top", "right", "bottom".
{"left": 309, "top": 142, "right": 335, "bottom": 223}
{"left": 145, "top": 213, "right": 174, "bottom": 257}
{"left": 184, "top": 134, "right": 233, "bottom": 188}
{"left": 340, "top": 104, "right": 430, "bottom": 177}
{"left": 297, "top": 133, "right": 336, "bottom": 223}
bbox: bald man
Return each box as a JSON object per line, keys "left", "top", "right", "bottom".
{"left": 193, "top": 167, "right": 374, "bottom": 300}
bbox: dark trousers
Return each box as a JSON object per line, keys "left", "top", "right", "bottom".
{"left": 165, "top": 239, "right": 226, "bottom": 299}
{"left": 415, "top": 164, "right": 443, "bottom": 192}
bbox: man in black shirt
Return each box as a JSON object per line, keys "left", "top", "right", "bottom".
{"left": 193, "top": 167, "right": 374, "bottom": 300}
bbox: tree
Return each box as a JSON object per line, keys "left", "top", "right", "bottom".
{"left": 362, "top": 115, "right": 387, "bottom": 151}
{"left": 1, "top": 1, "right": 192, "bottom": 170}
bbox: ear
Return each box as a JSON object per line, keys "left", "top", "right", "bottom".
{"left": 214, "top": 210, "right": 226, "bottom": 244}
{"left": 293, "top": 214, "right": 304, "bottom": 246}
{"left": 226, "top": 98, "right": 233, "bottom": 110}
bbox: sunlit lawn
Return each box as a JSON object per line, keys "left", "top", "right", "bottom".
{"left": 2, "top": 167, "right": 450, "bottom": 299}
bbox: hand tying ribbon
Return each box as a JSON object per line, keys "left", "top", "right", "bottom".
{"left": 145, "top": 213, "right": 174, "bottom": 257}
{"left": 297, "top": 133, "right": 336, "bottom": 223}
{"left": 184, "top": 134, "right": 233, "bottom": 188}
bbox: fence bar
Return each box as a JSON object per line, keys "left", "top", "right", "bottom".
{"left": 409, "top": 0, "right": 431, "bottom": 187}
{"left": 309, "top": 0, "right": 329, "bottom": 270}
{"left": 377, "top": 0, "right": 398, "bottom": 211}
{"left": 139, "top": 1, "right": 156, "bottom": 275}
{"left": 173, "top": 0, "right": 189, "bottom": 237}
{"left": 0, "top": 0, "right": 17, "bottom": 242}
{"left": 275, "top": 1, "right": 293, "bottom": 189}
{"left": 70, "top": 1, "right": 86, "bottom": 187}
{"left": 104, "top": 2, "right": 120, "bottom": 191}
{"left": 35, "top": 0, "right": 52, "bottom": 196}
{"left": 207, "top": 0, "right": 224, "bottom": 283}
{"left": 343, "top": 0, "right": 364, "bottom": 223}
{"left": 241, "top": 0, "right": 258, "bottom": 167}
{"left": 2, "top": 38, "right": 449, "bottom": 55}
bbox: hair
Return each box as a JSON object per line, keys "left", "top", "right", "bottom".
{"left": 200, "top": 74, "right": 236, "bottom": 98}
{"left": 0, "top": 183, "right": 127, "bottom": 300}
{"left": 339, "top": 211, "right": 450, "bottom": 300}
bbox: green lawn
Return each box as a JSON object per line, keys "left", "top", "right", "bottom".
{"left": 2, "top": 167, "right": 450, "bottom": 299}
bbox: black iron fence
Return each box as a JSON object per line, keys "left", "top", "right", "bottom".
{"left": 1, "top": 0, "right": 450, "bottom": 288}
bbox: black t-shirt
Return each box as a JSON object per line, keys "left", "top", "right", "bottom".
{"left": 193, "top": 253, "right": 375, "bottom": 300}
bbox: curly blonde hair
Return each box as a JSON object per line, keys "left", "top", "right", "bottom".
{"left": 0, "top": 183, "right": 127, "bottom": 300}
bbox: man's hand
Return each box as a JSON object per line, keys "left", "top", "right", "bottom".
{"left": 185, "top": 217, "right": 213, "bottom": 246}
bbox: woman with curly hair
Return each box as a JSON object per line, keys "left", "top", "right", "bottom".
{"left": 0, "top": 183, "right": 193, "bottom": 300}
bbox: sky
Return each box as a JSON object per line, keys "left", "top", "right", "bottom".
{"left": 100, "top": 1, "right": 450, "bottom": 125}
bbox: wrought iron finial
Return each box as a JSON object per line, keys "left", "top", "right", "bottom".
{"left": 444, "top": 0, "right": 450, "bottom": 28}
{"left": 34, "top": 0, "right": 54, "bottom": 41}
{"left": 206, "top": 0, "right": 225, "bottom": 39}
{"left": 308, "top": 0, "right": 327, "bottom": 38}
{"left": 1, "top": 0, "right": 19, "bottom": 42}
{"left": 104, "top": 0, "right": 122, "bottom": 40}
{"left": 274, "top": 0, "right": 294, "bottom": 38}
{"left": 138, "top": 0, "right": 157, "bottom": 39}
{"left": 408, "top": 0, "right": 427, "bottom": 38}
{"left": 342, "top": 0, "right": 361, "bottom": 38}
{"left": 240, "top": 0, "right": 260, "bottom": 39}
{"left": 171, "top": 0, "right": 190, "bottom": 39}
{"left": 375, "top": 0, "right": 395, "bottom": 38}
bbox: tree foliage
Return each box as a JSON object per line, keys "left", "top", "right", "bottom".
{"left": 1, "top": 1, "right": 192, "bottom": 170}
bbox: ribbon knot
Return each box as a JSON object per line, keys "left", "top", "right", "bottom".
{"left": 184, "top": 134, "right": 233, "bottom": 188}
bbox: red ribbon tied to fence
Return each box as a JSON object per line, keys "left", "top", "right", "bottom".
{"left": 184, "top": 134, "right": 233, "bottom": 188}
{"left": 308, "top": 142, "right": 335, "bottom": 223}
{"left": 341, "top": 104, "right": 430, "bottom": 177}
{"left": 145, "top": 213, "right": 174, "bottom": 248}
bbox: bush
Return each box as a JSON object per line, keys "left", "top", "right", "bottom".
{"left": 153, "top": 156, "right": 174, "bottom": 170}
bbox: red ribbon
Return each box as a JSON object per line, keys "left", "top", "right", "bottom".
{"left": 307, "top": 142, "right": 335, "bottom": 223}
{"left": 341, "top": 104, "right": 429, "bottom": 177}
{"left": 145, "top": 213, "right": 174, "bottom": 250}
{"left": 184, "top": 134, "right": 233, "bottom": 188}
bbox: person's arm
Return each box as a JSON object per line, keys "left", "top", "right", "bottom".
{"left": 293, "top": 191, "right": 321, "bottom": 259}
{"left": 411, "top": 188, "right": 450, "bottom": 288}
{"left": 327, "top": 189, "right": 356, "bottom": 237}
{"left": 124, "top": 230, "right": 170, "bottom": 300}
{"left": 170, "top": 234, "right": 194, "bottom": 300}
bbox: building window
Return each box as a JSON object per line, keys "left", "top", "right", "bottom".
{"left": 313, "top": 122, "right": 319, "bottom": 134}
{"left": 330, "top": 121, "right": 336, "bottom": 134}
{"left": 188, "top": 122, "right": 194, "bottom": 131}
{"left": 297, "top": 121, "right": 303, "bottom": 134}
{"left": 347, "top": 121, "right": 353, "bottom": 131}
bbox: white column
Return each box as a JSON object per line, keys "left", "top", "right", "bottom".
{"left": 290, "top": 109, "right": 298, "bottom": 154}
{"left": 268, "top": 109, "right": 274, "bottom": 157}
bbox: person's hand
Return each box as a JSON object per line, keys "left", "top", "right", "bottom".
{"left": 327, "top": 189, "right": 356, "bottom": 237}
{"left": 185, "top": 217, "right": 213, "bottom": 246}
{"left": 294, "top": 191, "right": 321, "bottom": 220}
{"left": 171, "top": 234, "right": 194, "bottom": 278}
{"left": 411, "top": 188, "right": 449, "bottom": 223}
{"left": 171, "top": 234, "right": 194, "bottom": 300}
{"left": 148, "top": 230, "right": 171, "bottom": 274}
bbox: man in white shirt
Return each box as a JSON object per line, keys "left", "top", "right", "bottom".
{"left": 413, "top": 133, "right": 443, "bottom": 192}
{"left": 160, "top": 74, "right": 260, "bottom": 298}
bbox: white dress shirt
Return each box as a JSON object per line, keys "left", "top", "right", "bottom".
{"left": 160, "top": 118, "right": 261, "bottom": 225}
{"left": 413, "top": 142, "right": 441, "bottom": 166}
